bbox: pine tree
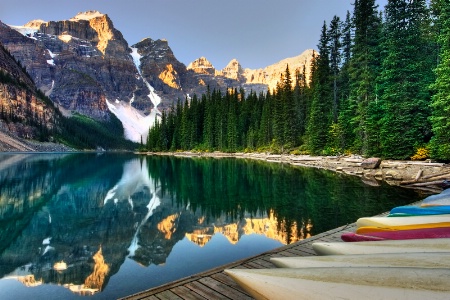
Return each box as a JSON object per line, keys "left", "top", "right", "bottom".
{"left": 335, "top": 10, "right": 353, "bottom": 152}
{"left": 203, "top": 92, "right": 214, "bottom": 149}
{"left": 273, "top": 73, "right": 286, "bottom": 150}
{"left": 180, "top": 98, "right": 190, "bottom": 150}
{"left": 306, "top": 24, "right": 333, "bottom": 154}
{"left": 328, "top": 15, "right": 342, "bottom": 123}
{"left": 429, "top": 0, "right": 450, "bottom": 160}
{"left": 259, "top": 91, "right": 272, "bottom": 147}
{"left": 281, "top": 64, "right": 298, "bottom": 150}
{"left": 347, "top": 0, "right": 382, "bottom": 155}
{"left": 379, "top": 0, "right": 434, "bottom": 159}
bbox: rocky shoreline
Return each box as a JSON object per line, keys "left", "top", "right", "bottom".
{"left": 144, "top": 151, "right": 450, "bottom": 194}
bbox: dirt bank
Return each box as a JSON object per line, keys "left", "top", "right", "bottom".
{"left": 0, "top": 129, "right": 73, "bottom": 152}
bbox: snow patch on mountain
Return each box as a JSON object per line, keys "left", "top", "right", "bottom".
{"left": 8, "top": 25, "right": 38, "bottom": 37}
{"left": 106, "top": 99, "right": 156, "bottom": 143}
{"left": 130, "top": 47, "right": 162, "bottom": 108}
{"left": 104, "top": 47, "right": 163, "bottom": 143}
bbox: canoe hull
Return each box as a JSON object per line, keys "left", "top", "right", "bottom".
{"left": 225, "top": 267, "right": 450, "bottom": 300}
{"left": 313, "top": 238, "right": 450, "bottom": 255}
{"left": 356, "top": 222, "right": 450, "bottom": 233}
{"left": 389, "top": 205, "right": 450, "bottom": 216}
{"left": 270, "top": 252, "right": 450, "bottom": 269}
{"left": 356, "top": 216, "right": 450, "bottom": 228}
{"left": 342, "top": 227, "right": 450, "bottom": 241}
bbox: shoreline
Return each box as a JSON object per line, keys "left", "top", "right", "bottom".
{"left": 141, "top": 151, "right": 450, "bottom": 194}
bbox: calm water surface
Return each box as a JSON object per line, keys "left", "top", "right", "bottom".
{"left": 0, "top": 153, "right": 423, "bottom": 299}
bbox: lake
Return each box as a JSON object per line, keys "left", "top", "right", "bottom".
{"left": 0, "top": 153, "right": 423, "bottom": 299}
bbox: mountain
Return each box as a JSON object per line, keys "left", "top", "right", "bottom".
{"left": 0, "top": 39, "right": 60, "bottom": 147}
{"left": 1, "top": 11, "right": 147, "bottom": 121}
{"left": 1, "top": 11, "right": 315, "bottom": 145}
{"left": 187, "top": 50, "right": 315, "bottom": 95}
{"left": 217, "top": 50, "right": 315, "bottom": 92}
{"left": 0, "top": 36, "right": 136, "bottom": 151}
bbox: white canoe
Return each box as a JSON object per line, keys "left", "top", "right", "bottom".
{"left": 270, "top": 252, "right": 450, "bottom": 269}
{"left": 224, "top": 267, "right": 450, "bottom": 300}
{"left": 312, "top": 238, "right": 450, "bottom": 256}
{"left": 356, "top": 215, "right": 450, "bottom": 228}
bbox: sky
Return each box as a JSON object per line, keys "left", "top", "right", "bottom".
{"left": 1, "top": 0, "right": 388, "bottom": 70}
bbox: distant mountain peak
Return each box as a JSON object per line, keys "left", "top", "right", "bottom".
{"left": 187, "top": 57, "right": 215, "bottom": 75}
{"left": 71, "top": 10, "right": 106, "bottom": 21}
{"left": 23, "top": 19, "right": 46, "bottom": 29}
{"left": 217, "top": 58, "right": 244, "bottom": 81}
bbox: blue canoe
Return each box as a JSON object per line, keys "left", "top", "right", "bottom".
{"left": 389, "top": 205, "right": 450, "bottom": 217}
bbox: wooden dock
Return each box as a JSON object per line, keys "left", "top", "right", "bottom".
{"left": 121, "top": 222, "right": 359, "bottom": 300}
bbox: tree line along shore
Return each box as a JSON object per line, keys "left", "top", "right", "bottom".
{"left": 144, "top": 1, "right": 450, "bottom": 163}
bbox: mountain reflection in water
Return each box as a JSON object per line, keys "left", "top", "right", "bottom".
{"left": 0, "top": 153, "right": 422, "bottom": 299}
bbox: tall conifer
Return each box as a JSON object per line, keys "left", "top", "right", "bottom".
{"left": 306, "top": 24, "right": 333, "bottom": 154}
{"left": 379, "top": 0, "right": 433, "bottom": 159}
{"left": 348, "top": 0, "right": 382, "bottom": 155}
{"left": 430, "top": 0, "right": 450, "bottom": 159}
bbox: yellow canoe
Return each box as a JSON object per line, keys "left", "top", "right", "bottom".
{"left": 356, "top": 222, "right": 450, "bottom": 234}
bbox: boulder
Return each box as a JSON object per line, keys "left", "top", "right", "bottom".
{"left": 361, "top": 157, "right": 381, "bottom": 169}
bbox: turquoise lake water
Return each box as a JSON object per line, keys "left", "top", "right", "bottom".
{"left": 0, "top": 153, "right": 423, "bottom": 299}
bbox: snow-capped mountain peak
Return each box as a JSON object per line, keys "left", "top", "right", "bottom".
{"left": 71, "top": 10, "right": 105, "bottom": 21}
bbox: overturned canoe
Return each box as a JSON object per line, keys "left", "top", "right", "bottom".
{"left": 356, "top": 215, "right": 450, "bottom": 228}
{"left": 313, "top": 238, "right": 450, "bottom": 255}
{"left": 356, "top": 223, "right": 450, "bottom": 234}
{"left": 421, "top": 190, "right": 450, "bottom": 207}
{"left": 270, "top": 252, "right": 450, "bottom": 269}
{"left": 389, "top": 205, "right": 450, "bottom": 216}
{"left": 225, "top": 267, "right": 450, "bottom": 300}
{"left": 343, "top": 227, "right": 450, "bottom": 241}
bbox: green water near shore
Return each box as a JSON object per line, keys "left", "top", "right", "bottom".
{"left": 0, "top": 153, "right": 423, "bottom": 299}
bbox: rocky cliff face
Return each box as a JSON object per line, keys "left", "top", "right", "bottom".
{"left": 0, "top": 41, "right": 58, "bottom": 140}
{"left": 216, "top": 58, "right": 245, "bottom": 81}
{"left": 187, "top": 57, "right": 216, "bottom": 76}
{"left": 1, "top": 12, "right": 150, "bottom": 120}
{"left": 242, "top": 49, "right": 315, "bottom": 92}
{"left": 132, "top": 38, "right": 241, "bottom": 110}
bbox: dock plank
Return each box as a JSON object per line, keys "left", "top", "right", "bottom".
{"left": 210, "top": 273, "right": 251, "bottom": 296}
{"left": 198, "top": 277, "right": 253, "bottom": 300}
{"left": 184, "top": 281, "right": 228, "bottom": 300}
{"left": 170, "top": 286, "right": 207, "bottom": 300}
{"left": 155, "top": 290, "right": 183, "bottom": 300}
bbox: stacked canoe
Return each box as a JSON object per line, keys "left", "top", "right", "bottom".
{"left": 225, "top": 189, "right": 450, "bottom": 300}
{"left": 342, "top": 188, "right": 450, "bottom": 242}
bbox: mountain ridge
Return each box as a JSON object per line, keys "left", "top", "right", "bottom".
{"left": 1, "top": 10, "right": 315, "bottom": 144}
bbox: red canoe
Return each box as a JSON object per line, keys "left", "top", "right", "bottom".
{"left": 342, "top": 227, "right": 450, "bottom": 242}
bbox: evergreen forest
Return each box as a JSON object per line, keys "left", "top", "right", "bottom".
{"left": 146, "top": 0, "right": 450, "bottom": 160}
